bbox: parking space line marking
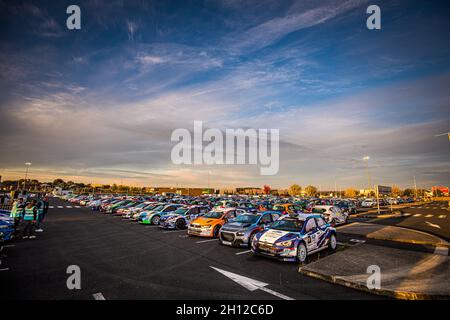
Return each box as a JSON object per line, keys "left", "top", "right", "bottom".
{"left": 3, "top": 244, "right": 15, "bottom": 248}
{"left": 74, "top": 206, "right": 81, "bottom": 208}
{"left": 0, "top": 268, "right": 10, "bottom": 272}
{"left": 196, "top": 239, "right": 219, "bottom": 243}
{"left": 434, "top": 247, "right": 449, "bottom": 256}
{"left": 236, "top": 250, "right": 252, "bottom": 255}
{"left": 66, "top": 206, "right": 72, "bottom": 208}
{"left": 425, "top": 214, "right": 434, "bottom": 218}
{"left": 438, "top": 215, "right": 446, "bottom": 219}
{"left": 413, "top": 214, "right": 422, "bottom": 217}
{"left": 425, "top": 221, "right": 441, "bottom": 229}
{"left": 92, "top": 292, "right": 106, "bottom": 300}
{"left": 57, "top": 206, "right": 63, "bottom": 208}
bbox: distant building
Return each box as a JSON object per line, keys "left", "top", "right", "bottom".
{"left": 431, "top": 186, "right": 449, "bottom": 196}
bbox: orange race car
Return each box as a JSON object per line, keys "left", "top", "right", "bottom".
{"left": 271, "top": 203, "right": 303, "bottom": 215}
{"left": 188, "top": 208, "right": 246, "bottom": 238}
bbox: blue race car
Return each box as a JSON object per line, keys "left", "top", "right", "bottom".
{"left": 0, "top": 211, "right": 15, "bottom": 241}
{"left": 251, "top": 214, "right": 337, "bottom": 262}
{"left": 219, "top": 211, "right": 281, "bottom": 247}
{"left": 159, "top": 205, "right": 210, "bottom": 230}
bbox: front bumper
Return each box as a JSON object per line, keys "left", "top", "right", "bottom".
{"left": 251, "top": 242, "right": 297, "bottom": 262}
{"left": 219, "top": 230, "right": 249, "bottom": 247}
{"left": 187, "top": 226, "right": 212, "bottom": 237}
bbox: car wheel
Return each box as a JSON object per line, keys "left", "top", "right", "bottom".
{"left": 213, "top": 226, "right": 221, "bottom": 238}
{"left": 176, "top": 219, "right": 186, "bottom": 230}
{"left": 151, "top": 215, "right": 160, "bottom": 225}
{"left": 328, "top": 233, "right": 337, "bottom": 251}
{"left": 248, "top": 232, "right": 257, "bottom": 247}
{"left": 296, "top": 242, "right": 307, "bottom": 263}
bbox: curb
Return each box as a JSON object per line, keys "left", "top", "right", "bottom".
{"left": 338, "top": 231, "right": 450, "bottom": 251}
{"left": 299, "top": 268, "right": 450, "bottom": 300}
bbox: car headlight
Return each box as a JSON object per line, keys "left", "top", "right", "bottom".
{"left": 236, "top": 231, "right": 245, "bottom": 236}
{"left": 277, "top": 240, "right": 294, "bottom": 247}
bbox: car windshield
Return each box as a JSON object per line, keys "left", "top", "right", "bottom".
{"left": 203, "top": 211, "right": 223, "bottom": 219}
{"left": 174, "top": 208, "right": 189, "bottom": 215}
{"left": 270, "top": 219, "right": 304, "bottom": 232}
{"left": 135, "top": 203, "right": 147, "bottom": 208}
{"left": 153, "top": 205, "right": 165, "bottom": 211}
{"left": 234, "top": 215, "right": 258, "bottom": 224}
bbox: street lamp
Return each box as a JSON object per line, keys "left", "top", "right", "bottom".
{"left": 363, "top": 156, "right": 371, "bottom": 193}
{"left": 23, "top": 162, "right": 32, "bottom": 192}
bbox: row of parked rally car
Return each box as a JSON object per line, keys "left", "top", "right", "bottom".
{"left": 63, "top": 194, "right": 353, "bottom": 262}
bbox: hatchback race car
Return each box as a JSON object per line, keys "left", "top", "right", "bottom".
{"left": 219, "top": 211, "right": 281, "bottom": 247}
{"left": 251, "top": 214, "right": 337, "bottom": 262}
{"left": 311, "top": 205, "right": 348, "bottom": 225}
{"left": 188, "top": 208, "right": 246, "bottom": 238}
{"left": 159, "top": 205, "right": 210, "bottom": 230}
{"left": 140, "top": 204, "right": 183, "bottom": 225}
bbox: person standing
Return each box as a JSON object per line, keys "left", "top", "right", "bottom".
{"left": 35, "top": 196, "right": 49, "bottom": 232}
{"left": 10, "top": 198, "right": 25, "bottom": 234}
{"left": 22, "top": 200, "right": 38, "bottom": 239}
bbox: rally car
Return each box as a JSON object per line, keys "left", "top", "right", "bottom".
{"left": 0, "top": 212, "right": 14, "bottom": 241}
{"left": 188, "top": 208, "right": 246, "bottom": 238}
{"left": 159, "top": 205, "right": 210, "bottom": 230}
{"left": 311, "top": 205, "right": 348, "bottom": 225}
{"left": 271, "top": 203, "right": 303, "bottom": 216}
{"left": 140, "top": 204, "right": 184, "bottom": 225}
{"left": 251, "top": 214, "right": 337, "bottom": 262}
{"left": 219, "top": 211, "right": 281, "bottom": 247}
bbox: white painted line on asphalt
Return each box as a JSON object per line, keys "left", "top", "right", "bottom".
{"left": 49, "top": 206, "right": 54, "bottom": 209}
{"left": 196, "top": 239, "right": 219, "bottom": 243}
{"left": 413, "top": 214, "right": 422, "bottom": 217}
{"left": 236, "top": 250, "right": 252, "bottom": 255}
{"left": 425, "top": 214, "right": 434, "bottom": 218}
{"left": 57, "top": 206, "right": 63, "bottom": 208}
{"left": 403, "top": 213, "right": 412, "bottom": 216}
{"left": 66, "top": 206, "right": 72, "bottom": 208}
{"left": 438, "top": 215, "right": 446, "bottom": 219}
{"left": 74, "top": 206, "right": 81, "bottom": 208}
{"left": 425, "top": 221, "right": 441, "bottom": 229}
{"left": 0, "top": 267, "right": 10, "bottom": 272}
{"left": 211, "top": 266, "right": 294, "bottom": 300}
{"left": 434, "top": 247, "right": 449, "bottom": 256}
{"left": 92, "top": 292, "right": 106, "bottom": 300}
{"left": 259, "top": 286, "right": 295, "bottom": 301}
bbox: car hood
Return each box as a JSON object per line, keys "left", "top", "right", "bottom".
{"left": 257, "top": 229, "right": 298, "bottom": 245}
{"left": 222, "top": 222, "right": 252, "bottom": 230}
{"left": 192, "top": 217, "right": 219, "bottom": 225}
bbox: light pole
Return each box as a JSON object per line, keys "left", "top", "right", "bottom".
{"left": 22, "top": 162, "right": 32, "bottom": 192}
{"left": 363, "top": 156, "right": 371, "bottom": 194}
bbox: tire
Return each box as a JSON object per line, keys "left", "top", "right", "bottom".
{"left": 213, "top": 226, "right": 221, "bottom": 238}
{"left": 296, "top": 242, "right": 307, "bottom": 263}
{"left": 175, "top": 219, "right": 186, "bottom": 230}
{"left": 328, "top": 233, "right": 337, "bottom": 251}
{"left": 248, "top": 232, "right": 257, "bottom": 247}
{"left": 151, "top": 215, "right": 160, "bottom": 225}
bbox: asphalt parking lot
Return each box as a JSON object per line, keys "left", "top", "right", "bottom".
{"left": 0, "top": 198, "right": 383, "bottom": 300}
{"left": 362, "top": 202, "right": 450, "bottom": 242}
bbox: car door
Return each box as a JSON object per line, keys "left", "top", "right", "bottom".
{"left": 314, "top": 217, "right": 328, "bottom": 248}
{"left": 303, "top": 218, "right": 319, "bottom": 251}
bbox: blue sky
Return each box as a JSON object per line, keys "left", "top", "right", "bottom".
{"left": 0, "top": 0, "right": 449, "bottom": 189}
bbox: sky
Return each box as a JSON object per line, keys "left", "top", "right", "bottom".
{"left": 0, "top": 0, "right": 449, "bottom": 190}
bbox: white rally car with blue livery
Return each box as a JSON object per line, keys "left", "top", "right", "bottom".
{"left": 251, "top": 214, "right": 337, "bottom": 263}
